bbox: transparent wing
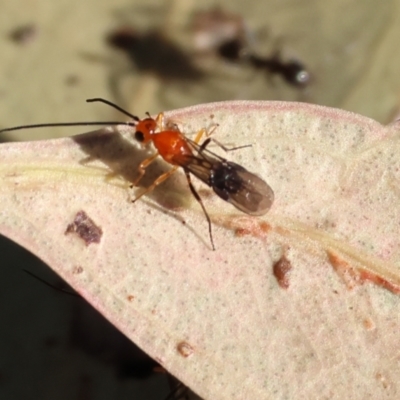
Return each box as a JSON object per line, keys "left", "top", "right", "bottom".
{"left": 171, "top": 139, "right": 218, "bottom": 185}
{"left": 214, "top": 162, "right": 274, "bottom": 216}
{"left": 174, "top": 139, "right": 274, "bottom": 215}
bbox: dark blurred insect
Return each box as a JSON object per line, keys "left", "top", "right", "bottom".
{"left": 192, "top": 8, "right": 310, "bottom": 87}
{"left": 8, "top": 23, "right": 37, "bottom": 45}
{"left": 217, "top": 37, "right": 310, "bottom": 87}
{"left": 0, "top": 98, "right": 274, "bottom": 250}
{"left": 107, "top": 27, "right": 204, "bottom": 82}
{"left": 192, "top": 7, "right": 248, "bottom": 53}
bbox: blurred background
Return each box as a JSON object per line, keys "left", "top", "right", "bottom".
{"left": 0, "top": 0, "right": 399, "bottom": 399}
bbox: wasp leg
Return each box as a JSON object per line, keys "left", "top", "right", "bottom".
{"left": 130, "top": 152, "right": 159, "bottom": 188}
{"left": 154, "top": 112, "right": 165, "bottom": 130}
{"left": 184, "top": 170, "right": 215, "bottom": 251}
{"left": 195, "top": 127, "right": 250, "bottom": 153}
{"left": 132, "top": 166, "right": 178, "bottom": 203}
{"left": 207, "top": 137, "right": 251, "bottom": 152}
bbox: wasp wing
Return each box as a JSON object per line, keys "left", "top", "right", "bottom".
{"left": 171, "top": 138, "right": 219, "bottom": 185}
{"left": 174, "top": 139, "right": 274, "bottom": 216}
{"left": 213, "top": 161, "right": 274, "bottom": 216}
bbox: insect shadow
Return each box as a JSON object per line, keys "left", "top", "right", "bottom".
{"left": 0, "top": 103, "right": 212, "bottom": 246}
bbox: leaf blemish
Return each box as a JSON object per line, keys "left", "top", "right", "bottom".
{"left": 327, "top": 250, "right": 400, "bottom": 294}
{"left": 72, "top": 265, "right": 84, "bottom": 274}
{"left": 65, "top": 210, "right": 103, "bottom": 245}
{"left": 363, "top": 317, "right": 375, "bottom": 331}
{"left": 273, "top": 254, "right": 292, "bottom": 289}
{"left": 177, "top": 341, "right": 194, "bottom": 358}
{"left": 233, "top": 219, "right": 271, "bottom": 238}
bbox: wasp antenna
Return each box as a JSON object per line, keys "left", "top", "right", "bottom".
{"left": 0, "top": 121, "right": 136, "bottom": 134}
{"left": 184, "top": 170, "right": 215, "bottom": 251}
{"left": 86, "top": 98, "right": 140, "bottom": 122}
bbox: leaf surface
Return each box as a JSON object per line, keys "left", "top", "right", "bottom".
{"left": 1, "top": 101, "right": 399, "bottom": 399}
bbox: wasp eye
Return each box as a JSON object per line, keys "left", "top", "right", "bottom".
{"left": 135, "top": 131, "right": 145, "bottom": 142}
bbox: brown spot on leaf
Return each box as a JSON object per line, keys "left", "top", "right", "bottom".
{"left": 327, "top": 250, "right": 400, "bottom": 294}
{"left": 358, "top": 269, "right": 400, "bottom": 294}
{"left": 177, "top": 341, "right": 194, "bottom": 358}
{"left": 273, "top": 255, "right": 292, "bottom": 289}
{"left": 375, "top": 372, "right": 390, "bottom": 389}
{"left": 327, "top": 251, "right": 362, "bottom": 290}
{"left": 127, "top": 295, "right": 134, "bottom": 302}
{"left": 362, "top": 317, "right": 375, "bottom": 331}
{"left": 234, "top": 220, "right": 271, "bottom": 238}
{"left": 65, "top": 211, "right": 102, "bottom": 246}
{"left": 72, "top": 266, "right": 84, "bottom": 274}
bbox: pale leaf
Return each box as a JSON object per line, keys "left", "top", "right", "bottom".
{"left": 1, "top": 101, "right": 399, "bottom": 399}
